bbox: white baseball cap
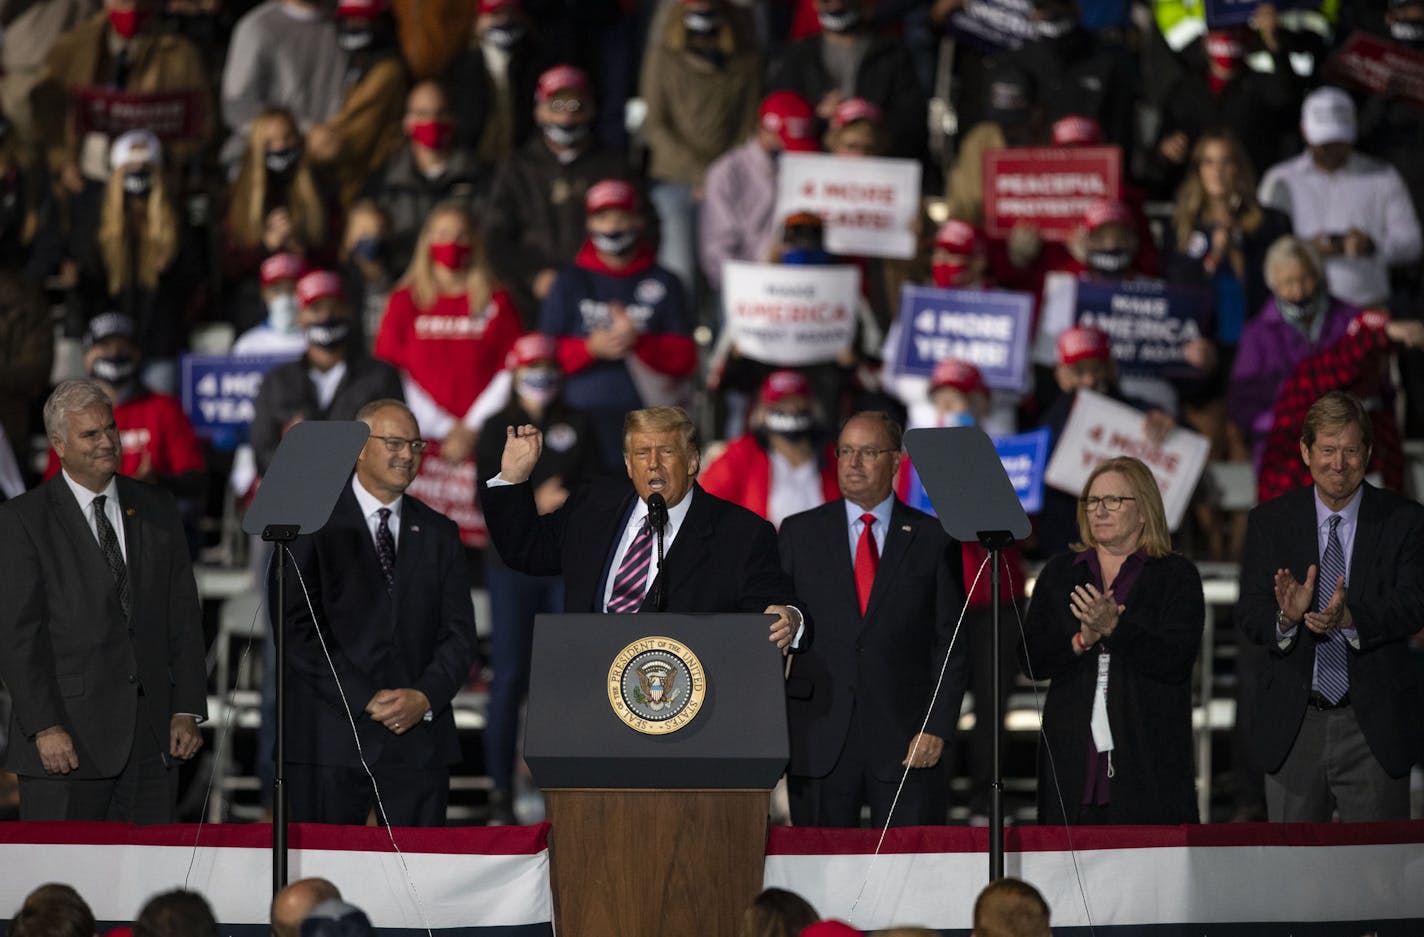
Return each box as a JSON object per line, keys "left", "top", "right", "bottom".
{"left": 1301, "top": 87, "right": 1356, "bottom": 146}
{"left": 109, "top": 129, "right": 162, "bottom": 169}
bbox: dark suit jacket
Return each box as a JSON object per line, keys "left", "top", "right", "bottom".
{"left": 0, "top": 475, "right": 208, "bottom": 778}
{"left": 272, "top": 483, "right": 477, "bottom": 769}
{"left": 778, "top": 498, "right": 968, "bottom": 781}
{"left": 1238, "top": 483, "right": 1424, "bottom": 778}
{"left": 1021, "top": 550, "right": 1203, "bottom": 824}
{"left": 480, "top": 478, "right": 796, "bottom": 615}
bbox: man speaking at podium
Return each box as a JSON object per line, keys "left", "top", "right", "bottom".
{"left": 481, "top": 406, "right": 803, "bottom": 648}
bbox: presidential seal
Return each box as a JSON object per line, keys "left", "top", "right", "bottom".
{"left": 607, "top": 636, "right": 707, "bottom": 735}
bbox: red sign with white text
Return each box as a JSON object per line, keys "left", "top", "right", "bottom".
{"left": 983, "top": 146, "right": 1122, "bottom": 241}
{"left": 405, "top": 439, "right": 487, "bottom": 549}
{"left": 1326, "top": 31, "right": 1424, "bottom": 107}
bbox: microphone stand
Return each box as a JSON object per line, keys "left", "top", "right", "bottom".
{"left": 648, "top": 493, "right": 668, "bottom": 612}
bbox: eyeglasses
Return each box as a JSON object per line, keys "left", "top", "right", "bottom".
{"left": 835, "top": 446, "right": 895, "bottom": 462}
{"left": 1081, "top": 495, "right": 1135, "bottom": 512}
{"left": 370, "top": 434, "right": 427, "bottom": 454}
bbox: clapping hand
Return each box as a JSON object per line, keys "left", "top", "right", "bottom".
{"left": 1070, "top": 583, "right": 1123, "bottom": 638}
{"left": 1303, "top": 574, "right": 1350, "bottom": 634}
{"left": 1273, "top": 565, "right": 1317, "bottom": 627}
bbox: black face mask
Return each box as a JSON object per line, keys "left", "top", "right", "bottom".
{"left": 591, "top": 229, "right": 638, "bottom": 257}
{"left": 1390, "top": 19, "right": 1424, "bottom": 46}
{"left": 1276, "top": 290, "right": 1328, "bottom": 326}
{"left": 485, "top": 23, "right": 525, "bottom": 49}
{"left": 1086, "top": 247, "right": 1134, "bottom": 276}
{"left": 91, "top": 355, "right": 139, "bottom": 385}
{"left": 818, "top": 7, "right": 860, "bottom": 33}
{"left": 122, "top": 169, "right": 153, "bottom": 197}
{"left": 763, "top": 410, "right": 816, "bottom": 440}
{"left": 684, "top": 10, "right": 722, "bottom": 36}
{"left": 305, "top": 319, "right": 351, "bottom": 349}
{"left": 541, "top": 121, "right": 591, "bottom": 148}
{"left": 337, "top": 25, "right": 374, "bottom": 51}
{"left": 264, "top": 146, "right": 301, "bottom": 178}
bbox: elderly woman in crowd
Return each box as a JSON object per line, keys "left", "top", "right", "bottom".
{"left": 1021, "top": 456, "right": 1204, "bottom": 825}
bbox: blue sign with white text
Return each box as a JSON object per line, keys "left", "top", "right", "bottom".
{"left": 1203, "top": 0, "right": 1313, "bottom": 27}
{"left": 181, "top": 352, "right": 298, "bottom": 449}
{"left": 896, "top": 285, "right": 1034, "bottom": 391}
{"left": 1073, "top": 278, "right": 1211, "bottom": 379}
{"left": 994, "top": 428, "right": 1050, "bottom": 515}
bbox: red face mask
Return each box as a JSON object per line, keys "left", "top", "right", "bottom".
{"left": 108, "top": 6, "right": 148, "bottom": 38}
{"left": 408, "top": 119, "right": 454, "bottom": 151}
{"left": 932, "top": 262, "right": 970, "bottom": 289}
{"left": 429, "top": 240, "right": 473, "bottom": 271}
{"left": 1205, "top": 32, "right": 1243, "bottom": 94}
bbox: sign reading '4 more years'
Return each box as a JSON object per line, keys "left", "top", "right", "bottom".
{"left": 1043, "top": 390, "right": 1210, "bottom": 531}
{"left": 776, "top": 153, "right": 922, "bottom": 259}
{"left": 894, "top": 285, "right": 1034, "bottom": 392}
{"left": 181, "top": 352, "right": 297, "bottom": 449}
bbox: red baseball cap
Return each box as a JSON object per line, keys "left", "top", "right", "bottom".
{"left": 830, "top": 97, "right": 882, "bottom": 130}
{"left": 1057, "top": 326, "right": 1112, "bottom": 366}
{"left": 934, "top": 219, "right": 983, "bottom": 255}
{"left": 295, "top": 270, "right": 344, "bottom": 309}
{"left": 1082, "top": 199, "right": 1133, "bottom": 233}
{"left": 507, "top": 333, "right": 559, "bottom": 368}
{"left": 260, "top": 252, "right": 306, "bottom": 286}
{"left": 759, "top": 369, "right": 813, "bottom": 405}
{"left": 536, "top": 65, "right": 591, "bottom": 102}
{"left": 478, "top": 0, "right": 521, "bottom": 13}
{"left": 336, "top": 0, "right": 389, "bottom": 16}
{"left": 1052, "top": 114, "right": 1103, "bottom": 146}
{"left": 801, "top": 923, "right": 861, "bottom": 937}
{"left": 585, "top": 178, "right": 638, "bottom": 214}
{"left": 931, "top": 358, "right": 986, "bottom": 394}
{"left": 759, "top": 90, "right": 818, "bottom": 153}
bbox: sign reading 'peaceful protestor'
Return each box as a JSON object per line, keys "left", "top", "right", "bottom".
{"left": 1073, "top": 278, "right": 1210, "bottom": 378}
{"left": 1326, "top": 31, "right": 1424, "bottom": 107}
{"left": 895, "top": 284, "right": 1034, "bottom": 391}
{"left": 74, "top": 88, "right": 203, "bottom": 141}
{"left": 776, "top": 153, "right": 922, "bottom": 259}
{"left": 723, "top": 261, "right": 861, "bottom": 366}
{"left": 983, "top": 146, "right": 1121, "bottom": 241}
{"left": 1044, "top": 390, "right": 1210, "bottom": 530}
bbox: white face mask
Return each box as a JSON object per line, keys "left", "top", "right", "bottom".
{"left": 268, "top": 293, "right": 299, "bottom": 334}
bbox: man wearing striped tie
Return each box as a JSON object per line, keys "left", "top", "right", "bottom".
{"left": 1239, "top": 390, "right": 1424, "bottom": 822}
{"left": 482, "top": 406, "right": 801, "bottom": 646}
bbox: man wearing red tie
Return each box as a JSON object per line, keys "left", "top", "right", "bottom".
{"left": 778, "top": 410, "right": 969, "bottom": 827}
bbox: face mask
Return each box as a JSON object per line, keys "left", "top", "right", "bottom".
{"left": 305, "top": 319, "right": 351, "bottom": 349}
{"left": 818, "top": 7, "right": 860, "bottom": 33}
{"left": 122, "top": 169, "right": 153, "bottom": 197}
{"left": 1086, "top": 247, "right": 1133, "bottom": 276}
{"left": 684, "top": 10, "right": 722, "bottom": 35}
{"left": 763, "top": 409, "right": 815, "bottom": 439}
{"left": 1035, "top": 16, "right": 1076, "bottom": 39}
{"left": 484, "top": 24, "right": 525, "bottom": 49}
{"left": 591, "top": 229, "right": 639, "bottom": 257}
{"left": 267, "top": 293, "right": 299, "bottom": 333}
{"left": 782, "top": 247, "right": 832, "bottom": 266}
{"left": 516, "top": 369, "right": 561, "bottom": 406}
{"left": 91, "top": 355, "right": 139, "bottom": 384}
{"left": 541, "top": 121, "right": 591, "bottom": 148}
{"left": 1277, "top": 290, "right": 1327, "bottom": 326}
{"left": 941, "top": 411, "right": 975, "bottom": 427}
{"left": 264, "top": 146, "right": 301, "bottom": 178}
{"left": 351, "top": 236, "right": 385, "bottom": 264}
{"left": 932, "top": 262, "right": 969, "bottom": 289}
{"left": 337, "top": 25, "right": 373, "bottom": 51}
{"left": 429, "top": 240, "right": 473, "bottom": 271}
{"left": 108, "top": 7, "right": 148, "bottom": 39}
{"left": 1390, "top": 19, "right": 1424, "bottom": 45}
{"left": 408, "top": 119, "right": 454, "bottom": 150}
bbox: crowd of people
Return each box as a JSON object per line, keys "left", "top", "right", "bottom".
{"left": 1, "top": 0, "right": 1423, "bottom": 836}
{"left": 8, "top": 876, "right": 1055, "bottom": 937}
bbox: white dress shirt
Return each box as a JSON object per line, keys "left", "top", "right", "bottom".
{"left": 308, "top": 360, "right": 347, "bottom": 411}
{"left": 844, "top": 493, "right": 894, "bottom": 563}
{"left": 767, "top": 450, "right": 825, "bottom": 529}
{"left": 351, "top": 474, "right": 402, "bottom": 550}
{"left": 601, "top": 487, "right": 696, "bottom": 612}
{"left": 63, "top": 470, "right": 127, "bottom": 562}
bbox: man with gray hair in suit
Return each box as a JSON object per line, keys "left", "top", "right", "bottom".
{"left": 0, "top": 379, "right": 208, "bottom": 822}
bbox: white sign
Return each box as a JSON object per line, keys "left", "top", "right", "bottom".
{"left": 1044, "top": 389, "right": 1210, "bottom": 531}
{"left": 776, "top": 152, "right": 922, "bottom": 259}
{"left": 724, "top": 261, "right": 861, "bottom": 366}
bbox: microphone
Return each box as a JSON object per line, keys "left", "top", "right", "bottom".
{"left": 646, "top": 492, "right": 668, "bottom": 532}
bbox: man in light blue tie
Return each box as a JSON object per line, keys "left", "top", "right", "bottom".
{"left": 1239, "top": 390, "right": 1424, "bottom": 821}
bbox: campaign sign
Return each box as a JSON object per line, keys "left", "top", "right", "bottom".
{"left": 996, "top": 428, "right": 1050, "bottom": 514}
{"left": 1044, "top": 390, "right": 1210, "bottom": 530}
{"left": 1073, "top": 278, "right": 1210, "bottom": 378}
{"left": 406, "top": 439, "right": 487, "bottom": 549}
{"left": 723, "top": 261, "right": 861, "bottom": 366}
{"left": 1326, "top": 31, "right": 1424, "bottom": 108}
{"left": 74, "top": 87, "right": 203, "bottom": 141}
{"left": 983, "top": 146, "right": 1121, "bottom": 241}
{"left": 181, "top": 353, "right": 296, "bottom": 449}
{"left": 776, "top": 153, "right": 922, "bottom": 259}
{"left": 1203, "top": 0, "right": 1312, "bottom": 27}
{"left": 895, "top": 284, "right": 1034, "bottom": 391}
{"left": 947, "top": 0, "right": 1038, "bottom": 51}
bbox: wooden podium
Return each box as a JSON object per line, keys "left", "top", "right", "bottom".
{"left": 526, "top": 614, "right": 789, "bottom": 937}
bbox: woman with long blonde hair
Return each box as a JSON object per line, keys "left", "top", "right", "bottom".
{"left": 224, "top": 107, "right": 331, "bottom": 270}
{"left": 374, "top": 201, "right": 522, "bottom": 462}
